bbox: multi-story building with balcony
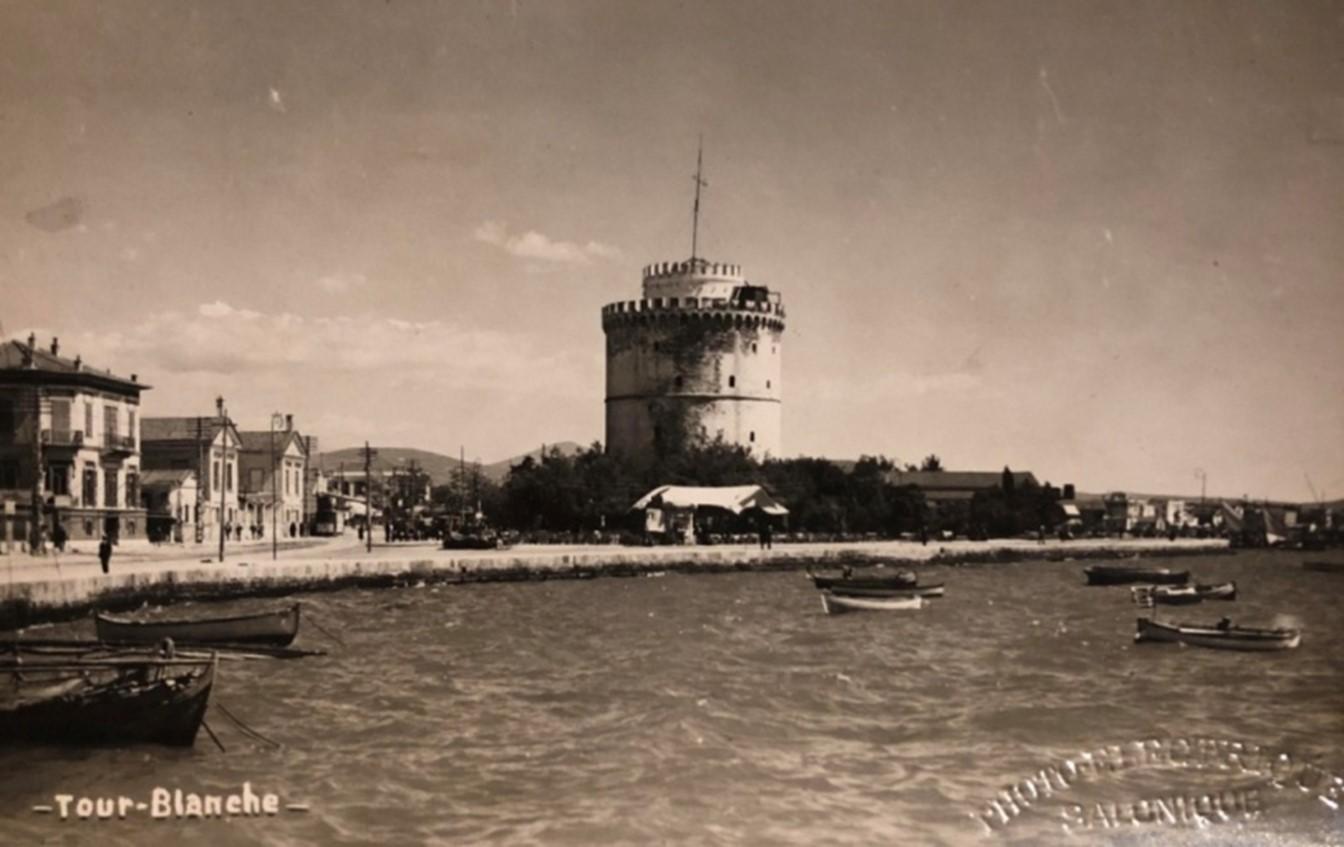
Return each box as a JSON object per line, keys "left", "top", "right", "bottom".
{"left": 0, "top": 334, "right": 149, "bottom": 548}
{"left": 140, "top": 402, "right": 242, "bottom": 543}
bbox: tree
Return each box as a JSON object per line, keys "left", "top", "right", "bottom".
{"left": 920, "top": 454, "right": 944, "bottom": 472}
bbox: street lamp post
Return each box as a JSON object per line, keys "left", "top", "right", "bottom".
{"left": 270, "top": 412, "right": 284, "bottom": 560}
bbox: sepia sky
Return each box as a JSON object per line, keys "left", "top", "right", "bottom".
{"left": 2, "top": 0, "right": 1342, "bottom": 502}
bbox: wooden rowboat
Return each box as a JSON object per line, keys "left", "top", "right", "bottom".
{"left": 0, "top": 646, "right": 217, "bottom": 746}
{"left": 1192, "top": 581, "right": 1237, "bottom": 601}
{"left": 1084, "top": 564, "right": 1190, "bottom": 586}
{"left": 1303, "top": 560, "right": 1344, "bottom": 573}
{"left": 96, "top": 603, "right": 301, "bottom": 647}
{"left": 1130, "top": 581, "right": 1237, "bottom": 606}
{"left": 1133, "top": 617, "right": 1301, "bottom": 651}
{"left": 820, "top": 591, "right": 923, "bottom": 614}
{"left": 827, "top": 582, "right": 945, "bottom": 599}
{"left": 810, "top": 569, "right": 918, "bottom": 591}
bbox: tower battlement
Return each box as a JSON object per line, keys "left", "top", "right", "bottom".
{"left": 601, "top": 296, "right": 786, "bottom": 331}
{"left": 641, "top": 258, "right": 743, "bottom": 282}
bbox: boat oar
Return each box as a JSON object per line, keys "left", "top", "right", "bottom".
{"left": 201, "top": 719, "right": 227, "bottom": 753}
{"left": 307, "top": 616, "right": 346, "bottom": 648}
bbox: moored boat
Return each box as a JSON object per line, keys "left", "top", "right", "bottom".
{"left": 1132, "top": 584, "right": 1200, "bottom": 605}
{"left": 95, "top": 603, "right": 301, "bottom": 647}
{"left": 1131, "top": 581, "right": 1237, "bottom": 606}
{"left": 820, "top": 591, "right": 923, "bottom": 614}
{"left": 1084, "top": 564, "right": 1190, "bottom": 586}
{"left": 826, "top": 582, "right": 945, "bottom": 599}
{"left": 810, "top": 569, "right": 918, "bottom": 591}
{"left": 442, "top": 530, "right": 506, "bottom": 550}
{"left": 1303, "top": 560, "right": 1344, "bottom": 573}
{"left": 1133, "top": 617, "right": 1300, "bottom": 651}
{"left": 1193, "top": 581, "right": 1237, "bottom": 601}
{"left": 0, "top": 646, "right": 217, "bottom": 746}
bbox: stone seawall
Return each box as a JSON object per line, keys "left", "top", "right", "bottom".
{"left": 0, "top": 539, "right": 1231, "bottom": 631}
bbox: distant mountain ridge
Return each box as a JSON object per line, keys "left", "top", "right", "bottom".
{"left": 314, "top": 442, "right": 584, "bottom": 485}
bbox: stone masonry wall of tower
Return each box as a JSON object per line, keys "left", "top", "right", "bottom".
{"left": 602, "top": 258, "right": 785, "bottom": 465}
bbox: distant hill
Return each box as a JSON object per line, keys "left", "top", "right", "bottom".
{"left": 314, "top": 442, "right": 584, "bottom": 485}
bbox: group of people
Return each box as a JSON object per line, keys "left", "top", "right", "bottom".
{"left": 220, "top": 522, "right": 302, "bottom": 541}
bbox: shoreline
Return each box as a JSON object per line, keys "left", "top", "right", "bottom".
{"left": 0, "top": 537, "right": 1231, "bottom": 631}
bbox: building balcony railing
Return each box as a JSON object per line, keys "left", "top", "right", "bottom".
{"left": 41, "top": 429, "right": 84, "bottom": 447}
{"left": 102, "top": 433, "right": 137, "bottom": 453}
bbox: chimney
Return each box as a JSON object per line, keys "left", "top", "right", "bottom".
{"left": 130, "top": 373, "right": 137, "bottom": 383}
{"left": 285, "top": 414, "right": 293, "bottom": 432}
{"left": 27, "top": 332, "right": 36, "bottom": 349}
{"left": 50, "top": 337, "right": 59, "bottom": 356}
{"left": 215, "top": 396, "right": 225, "bottom": 419}
{"left": 73, "top": 355, "right": 82, "bottom": 369}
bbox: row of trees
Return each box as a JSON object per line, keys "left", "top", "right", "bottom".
{"left": 432, "top": 441, "right": 1064, "bottom": 539}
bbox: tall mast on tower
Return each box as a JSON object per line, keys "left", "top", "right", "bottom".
{"left": 690, "top": 137, "right": 707, "bottom": 260}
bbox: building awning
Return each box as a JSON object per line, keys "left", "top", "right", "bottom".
{"left": 1061, "top": 503, "right": 1081, "bottom": 517}
{"left": 631, "top": 485, "right": 788, "bottom": 516}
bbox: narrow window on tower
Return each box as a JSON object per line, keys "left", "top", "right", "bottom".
{"left": 728, "top": 375, "right": 736, "bottom": 388}
{"left": 752, "top": 342, "right": 757, "bottom": 353}
{"left": 767, "top": 380, "right": 772, "bottom": 389}
{"left": 750, "top": 431, "right": 756, "bottom": 442}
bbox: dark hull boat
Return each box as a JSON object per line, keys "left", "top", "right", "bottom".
{"left": 810, "top": 569, "right": 918, "bottom": 591}
{"left": 827, "top": 582, "right": 945, "bottom": 599}
{"left": 0, "top": 648, "right": 217, "bottom": 746}
{"left": 96, "top": 603, "right": 300, "bottom": 647}
{"left": 1133, "top": 617, "right": 1300, "bottom": 651}
{"left": 1084, "top": 564, "right": 1190, "bottom": 586}
{"left": 1303, "top": 560, "right": 1344, "bottom": 574}
{"left": 442, "top": 532, "right": 505, "bottom": 550}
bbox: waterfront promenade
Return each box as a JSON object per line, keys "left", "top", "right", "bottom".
{"left": 0, "top": 535, "right": 1228, "bottom": 630}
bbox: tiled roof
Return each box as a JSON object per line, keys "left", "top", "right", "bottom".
{"left": 884, "top": 470, "right": 1040, "bottom": 490}
{"left": 141, "top": 416, "right": 228, "bottom": 442}
{"left": 237, "top": 430, "right": 307, "bottom": 454}
{"left": 0, "top": 338, "right": 148, "bottom": 390}
{"left": 140, "top": 469, "right": 196, "bottom": 488}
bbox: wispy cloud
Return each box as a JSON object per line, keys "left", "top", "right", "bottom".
{"left": 67, "top": 302, "right": 590, "bottom": 398}
{"left": 473, "top": 220, "right": 621, "bottom": 265}
{"left": 315, "top": 272, "right": 367, "bottom": 294}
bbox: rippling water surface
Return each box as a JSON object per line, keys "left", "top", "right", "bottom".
{"left": 2, "top": 550, "right": 1341, "bottom": 845}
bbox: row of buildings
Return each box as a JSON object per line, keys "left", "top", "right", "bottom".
{"left": 0, "top": 335, "right": 316, "bottom": 549}
{"left": 885, "top": 469, "right": 1338, "bottom": 541}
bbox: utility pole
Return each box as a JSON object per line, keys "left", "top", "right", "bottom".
{"left": 271, "top": 412, "right": 284, "bottom": 560}
{"left": 30, "top": 378, "right": 44, "bottom": 555}
{"left": 217, "top": 397, "right": 228, "bottom": 564}
{"left": 363, "top": 441, "right": 376, "bottom": 553}
{"left": 195, "top": 416, "right": 206, "bottom": 543}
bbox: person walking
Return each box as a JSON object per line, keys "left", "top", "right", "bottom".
{"left": 98, "top": 534, "right": 113, "bottom": 574}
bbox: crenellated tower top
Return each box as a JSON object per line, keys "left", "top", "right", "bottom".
{"left": 642, "top": 257, "right": 746, "bottom": 300}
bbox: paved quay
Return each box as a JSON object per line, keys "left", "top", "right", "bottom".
{"left": 0, "top": 536, "right": 1230, "bottom": 630}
